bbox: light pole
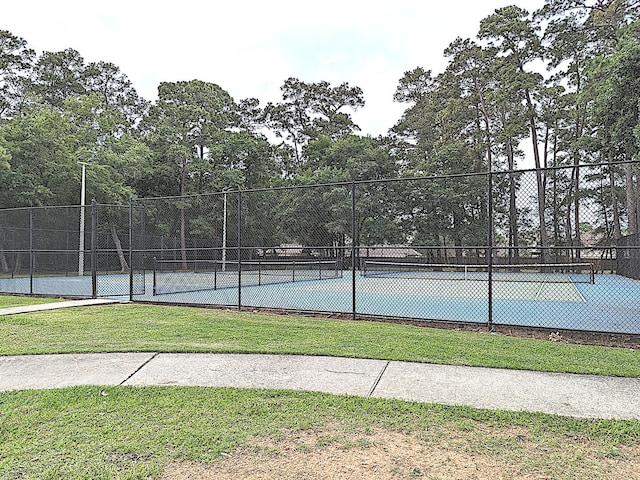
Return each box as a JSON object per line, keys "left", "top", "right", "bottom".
{"left": 78, "top": 160, "right": 91, "bottom": 276}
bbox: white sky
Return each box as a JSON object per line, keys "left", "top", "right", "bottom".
{"left": 4, "top": 0, "right": 543, "bottom": 137}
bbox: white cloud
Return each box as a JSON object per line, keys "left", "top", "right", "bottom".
{"left": 3, "top": 0, "right": 543, "bottom": 136}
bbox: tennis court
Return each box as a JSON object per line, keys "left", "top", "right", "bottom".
{"left": 1, "top": 262, "right": 639, "bottom": 334}
{"left": 133, "top": 260, "right": 638, "bottom": 335}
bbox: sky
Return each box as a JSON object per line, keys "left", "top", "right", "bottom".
{"left": 3, "top": 0, "right": 543, "bottom": 137}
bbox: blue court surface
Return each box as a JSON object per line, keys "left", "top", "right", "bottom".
{"left": 1, "top": 272, "right": 639, "bottom": 334}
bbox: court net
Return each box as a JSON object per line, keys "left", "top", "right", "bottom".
{"left": 361, "top": 261, "right": 595, "bottom": 284}
{"left": 153, "top": 258, "right": 342, "bottom": 295}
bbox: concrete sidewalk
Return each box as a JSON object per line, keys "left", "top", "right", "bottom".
{"left": 1, "top": 352, "right": 638, "bottom": 420}
{"left": 0, "top": 298, "right": 121, "bottom": 316}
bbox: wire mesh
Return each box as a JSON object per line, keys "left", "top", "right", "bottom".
{"left": 1, "top": 162, "right": 640, "bottom": 335}
{"left": 0, "top": 207, "right": 31, "bottom": 294}
{"left": 489, "top": 166, "right": 632, "bottom": 332}
{"left": 354, "top": 175, "right": 491, "bottom": 322}
{"left": 31, "top": 205, "right": 93, "bottom": 296}
{"left": 93, "top": 204, "right": 142, "bottom": 296}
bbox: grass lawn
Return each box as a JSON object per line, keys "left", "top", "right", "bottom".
{"left": 1, "top": 299, "right": 639, "bottom": 479}
{"left": 0, "top": 302, "right": 638, "bottom": 377}
{"left": 2, "top": 386, "right": 639, "bottom": 479}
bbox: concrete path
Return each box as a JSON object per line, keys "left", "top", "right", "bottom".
{"left": 1, "top": 352, "right": 638, "bottom": 420}
{"left": 0, "top": 298, "right": 121, "bottom": 316}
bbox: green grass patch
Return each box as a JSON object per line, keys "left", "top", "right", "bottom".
{"left": 0, "top": 303, "right": 638, "bottom": 377}
{"left": 0, "top": 386, "right": 638, "bottom": 479}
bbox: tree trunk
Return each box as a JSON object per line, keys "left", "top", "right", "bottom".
{"left": 110, "top": 224, "right": 129, "bottom": 273}
{"left": 552, "top": 169, "right": 560, "bottom": 252}
{"left": 545, "top": 119, "right": 561, "bottom": 249}
{"left": 13, "top": 252, "right": 21, "bottom": 276}
{"left": 635, "top": 160, "right": 640, "bottom": 236}
{"left": 564, "top": 167, "right": 576, "bottom": 262}
{"left": 180, "top": 157, "right": 188, "bottom": 269}
{"left": 454, "top": 233, "right": 463, "bottom": 264}
{"left": 609, "top": 157, "right": 622, "bottom": 240}
{"left": 572, "top": 94, "right": 585, "bottom": 262}
{"left": 525, "top": 88, "right": 549, "bottom": 263}
{"left": 506, "top": 138, "right": 519, "bottom": 264}
{"left": 625, "top": 163, "right": 638, "bottom": 235}
{"left": 0, "top": 246, "right": 8, "bottom": 273}
{"left": 474, "top": 78, "right": 494, "bottom": 265}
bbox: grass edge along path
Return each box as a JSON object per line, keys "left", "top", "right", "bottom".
{"left": 0, "top": 295, "right": 65, "bottom": 309}
{"left": 0, "top": 302, "right": 638, "bottom": 377}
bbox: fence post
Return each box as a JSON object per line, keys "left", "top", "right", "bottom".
{"left": 129, "top": 198, "right": 134, "bottom": 301}
{"left": 237, "top": 190, "right": 242, "bottom": 310}
{"left": 29, "top": 207, "right": 33, "bottom": 295}
{"left": 487, "top": 170, "right": 494, "bottom": 332}
{"left": 91, "top": 200, "right": 98, "bottom": 299}
{"left": 351, "top": 182, "right": 357, "bottom": 321}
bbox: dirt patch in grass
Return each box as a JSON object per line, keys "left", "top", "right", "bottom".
{"left": 160, "top": 426, "right": 640, "bottom": 480}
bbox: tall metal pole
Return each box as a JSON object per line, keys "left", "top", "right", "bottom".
{"left": 29, "top": 207, "right": 34, "bottom": 295}
{"left": 351, "top": 182, "right": 357, "bottom": 321}
{"left": 129, "top": 198, "right": 134, "bottom": 301}
{"left": 78, "top": 161, "right": 89, "bottom": 276}
{"left": 487, "top": 168, "right": 494, "bottom": 332}
{"left": 222, "top": 191, "right": 227, "bottom": 272}
{"left": 91, "top": 200, "right": 98, "bottom": 299}
{"left": 237, "top": 191, "right": 242, "bottom": 310}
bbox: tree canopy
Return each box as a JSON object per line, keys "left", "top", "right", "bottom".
{"left": 0, "top": 0, "right": 638, "bottom": 256}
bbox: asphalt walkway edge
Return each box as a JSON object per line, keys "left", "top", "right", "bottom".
{"left": 1, "top": 352, "right": 638, "bottom": 420}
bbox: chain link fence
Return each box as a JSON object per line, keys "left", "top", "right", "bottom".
{"left": 0, "top": 202, "right": 136, "bottom": 297}
{"left": 1, "top": 162, "right": 639, "bottom": 336}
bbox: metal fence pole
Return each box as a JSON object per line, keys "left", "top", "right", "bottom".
{"left": 91, "top": 200, "right": 98, "bottom": 299}
{"left": 29, "top": 207, "right": 33, "bottom": 295}
{"left": 237, "top": 190, "right": 242, "bottom": 310}
{"left": 351, "top": 182, "right": 357, "bottom": 321}
{"left": 141, "top": 204, "right": 147, "bottom": 294}
{"left": 129, "top": 198, "right": 134, "bottom": 301}
{"left": 487, "top": 170, "right": 494, "bottom": 332}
